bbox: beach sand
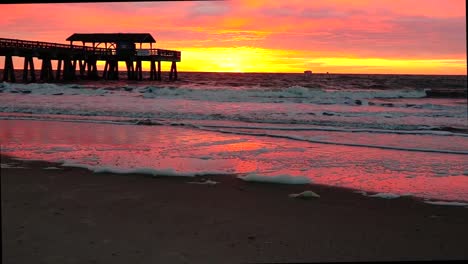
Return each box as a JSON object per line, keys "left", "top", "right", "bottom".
{"left": 2, "top": 154, "right": 468, "bottom": 263}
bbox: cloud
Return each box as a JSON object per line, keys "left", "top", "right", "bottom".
{"left": 262, "top": 5, "right": 367, "bottom": 20}
{"left": 187, "top": 2, "right": 231, "bottom": 17}
{"left": 236, "top": 13, "right": 466, "bottom": 59}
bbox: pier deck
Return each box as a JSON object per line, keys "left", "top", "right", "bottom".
{"left": 0, "top": 35, "right": 181, "bottom": 82}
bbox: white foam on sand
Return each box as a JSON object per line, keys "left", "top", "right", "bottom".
{"left": 60, "top": 161, "right": 95, "bottom": 170}
{"left": 1, "top": 163, "right": 27, "bottom": 169}
{"left": 59, "top": 160, "right": 228, "bottom": 177}
{"left": 187, "top": 180, "right": 219, "bottom": 185}
{"left": 354, "top": 190, "right": 368, "bottom": 195}
{"left": 237, "top": 173, "right": 312, "bottom": 184}
{"left": 43, "top": 166, "right": 62, "bottom": 170}
{"left": 289, "top": 190, "right": 320, "bottom": 199}
{"left": 358, "top": 191, "right": 414, "bottom": 199}
{"left": 366, "top": 192, "right": 401, "bottom": 199}
{"left": 95, "top": 166, "right": 181, "bottom": 176}
{"left": 424, "top": 201, "right": 468, "bottom": 207}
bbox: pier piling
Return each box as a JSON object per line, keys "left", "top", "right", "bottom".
{"left": 3, "top": 55, "right": 15, "bottom": 82}
{"left": 56, "top": 59, "right": 62, "bottom": 80}
{"left": 169, "top": 61, "right": 178, "bottom": 81}
{"left": 125, "top": 60, "right": 134, "bottom": 80}
{"left": 135, "top": 60, "right": 143, "bottom": 81}
{"left": 22, "top": 56, "right": 35, "bottom": 82}
{"left": 78, "top": 60, "right": 86, "bottom": 78}
{"left": 39, "top": 57, "right": 54, "bottom": 82}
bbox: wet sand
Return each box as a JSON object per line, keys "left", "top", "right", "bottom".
{"left": 2, "top": 154, "right": 468, "bottom": 263}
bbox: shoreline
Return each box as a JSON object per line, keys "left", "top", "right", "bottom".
{"left": 2, "top": 154, "right": 468, "bottom": 263}
{"left": 4, "top": 153, "right": 468, "bottom": 205}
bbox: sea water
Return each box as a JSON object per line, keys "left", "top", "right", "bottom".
{"left": 0, "top": 72, "right": 467, "bottom": 203}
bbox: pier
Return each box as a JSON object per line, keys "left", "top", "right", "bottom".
{"left": 0, "top": 33, "right": 181, "bottom": 83}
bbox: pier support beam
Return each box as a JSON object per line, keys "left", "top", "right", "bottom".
{"left": 103, "top": 61, "right": 109, "bottom": 80}
{"left": 169, "top": 61, "right": 178, "bottom": 81}
{"left": 135, "top": 60, "right": 143, "bottom": 81}
{"left": 40, "top": 57, "right": 54, "bottom": 82}
{"left": 63, "top": 59, "right": 75, "bottom": 81}
{"left": 103, "top": 59, "right": 118, "bottom": 80}
{"left": 157, "top": 61, "right": 161, "bottom": 81}
{"left": 3, "top": 55, "right": 16, "bottom": 82}
{"left": 149, "top": 60, "right": 157, "bottom": 81}
{"left": 112, "top": 60, "right": 119, "bottom": 80}
{"left": 53, "top": 58, "right": 76, "bottom": 82}
{"left": 70, "top": 59, "right": 77, "bottom": 80}
{"left": 86, "top": 58, "right": 98, "bottom": 80}
{"left": 78, "top": 60, "right": 87, "bottom": 79}
{"left": 110, "top": 60, "right": 118, "bottom": 80}
{"left": 56, "top": 59, "right": 63, "bottom": 80}
{"left": 22, "top": 56, "right": 36, "bottom": 83}
{"left": 125, "top": 60, "right": 135, "bottom": 80}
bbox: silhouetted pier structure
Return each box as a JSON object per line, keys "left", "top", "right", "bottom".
{"left": 0, "top": 33, "right": 181, "bottom": 83}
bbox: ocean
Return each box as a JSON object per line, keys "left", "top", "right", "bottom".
{"left": 1, "top": 72, "right": 467, "bottom": 203}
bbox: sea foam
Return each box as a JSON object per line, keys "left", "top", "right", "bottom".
{"left": 424, "top": 201, "right": 468, "bottom": 207}
{"left": 238, "top": 173, "right": 312, "bottom": 184}
{"left": 367, "top": 192, "right": 401, "bottom": 199}
{"left": 59, "top": 160, "right": 228, "bottom": 178}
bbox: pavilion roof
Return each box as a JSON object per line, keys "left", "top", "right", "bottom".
{"left": 66, "top": 33, "right": 156, "bottom": 43}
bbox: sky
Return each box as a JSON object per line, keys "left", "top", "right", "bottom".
{"left": 0, "top": 0, "right": 466, "bottom": 74}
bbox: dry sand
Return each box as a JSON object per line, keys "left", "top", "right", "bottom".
{"left": 2, "top": 154, "right": 468, "bottom": 263}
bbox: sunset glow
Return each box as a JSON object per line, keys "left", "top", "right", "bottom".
{"left": 0, "top": 0, "right": 466, "bottom": 74}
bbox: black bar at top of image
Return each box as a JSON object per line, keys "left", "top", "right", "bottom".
{"left": 1, "top": 0, "right": 222, "bottom": 4}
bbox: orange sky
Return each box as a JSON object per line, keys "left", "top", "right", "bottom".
{"left": 0, "top": 0, "right": 466, "bottom": 74}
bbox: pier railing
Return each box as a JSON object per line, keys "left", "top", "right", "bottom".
{"left": 137, "top": 49, "right": 181, "bottom": 60}
{"left": 0, "top": 38, "right": 180, "bottom": 60}
{"left": 0, "top": 38, "right": 109, "bottom": 53}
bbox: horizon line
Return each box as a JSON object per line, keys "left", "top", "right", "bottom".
{"left": 1, "top": 68, "right": 467, "bottom": 76}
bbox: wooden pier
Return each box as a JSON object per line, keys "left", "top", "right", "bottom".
{"left": 0, "top": 33, "right": 181, "bottom": 83}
